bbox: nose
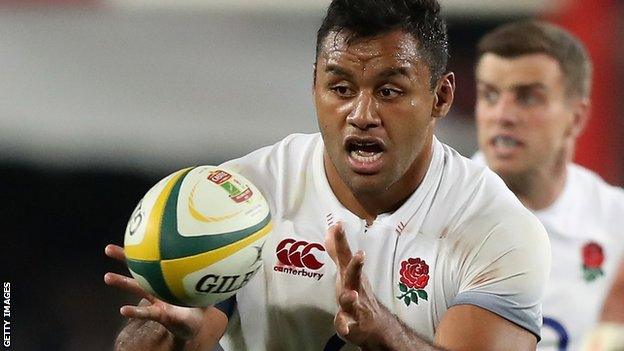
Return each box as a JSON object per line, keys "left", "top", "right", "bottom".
{"left": 346, "top": 92, "right": 380, "bottom": 130}
{"left": 489, "top": 93, "right": 522, "bottom": 127}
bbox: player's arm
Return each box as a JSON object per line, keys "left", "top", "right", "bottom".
{"left": 600, "top": 258, "right": 624, "bottom": 323}
{"left": 431, "top": 212, "right": 550, "bottom": 351}
{"left": 105, "top": 244, "right": 228, "bottom": 351}
{"left": 434, "top": 305, "right": 536, "bottom": 350}
{"left": 325, "top": 225, "right": 541, "bottom": 351}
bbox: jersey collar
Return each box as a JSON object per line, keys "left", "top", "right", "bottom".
{"left": 312, "top": 135, "right": 445, "bottom": 236}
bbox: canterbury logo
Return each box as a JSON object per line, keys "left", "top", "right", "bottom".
{"left": 275, "top": 238, "right": 325, "bottom": 270}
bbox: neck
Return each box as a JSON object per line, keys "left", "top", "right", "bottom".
{"left": 504, "top": 158, "right": 568, "bottom": 211}
{"left": 323, "top": 137, "right": 434, "bottom": 225}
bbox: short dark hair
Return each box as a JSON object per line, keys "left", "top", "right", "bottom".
{"left": 316, "top": 0, "right": 449, "bottom": 87}
{"left": 477, "top": 20, "right": 592, "bottom": 99}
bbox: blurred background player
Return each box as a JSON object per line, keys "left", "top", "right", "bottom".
{"left": 105, "top": 1, "right": 551, "bottom": 350}
{"left": 473, "top": 20, "right": 624, "bottom": 351}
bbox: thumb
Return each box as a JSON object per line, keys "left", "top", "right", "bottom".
{"left": 137, "top": 298, "right": 151, "bottom": 307}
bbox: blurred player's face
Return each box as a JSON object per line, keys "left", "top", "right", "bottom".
{"left": 476, "top": 53, "right": 586, "bottom": 181}
{"left": 314, "top": 30, "right": 453, "bottom": 199}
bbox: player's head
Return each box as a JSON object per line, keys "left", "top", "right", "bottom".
{"left": 475, "top": 20, "right": 592, "bottom": 185}
{"left": 313, "top": 0, "right": 454, "bottom": 200}
{"left": 315, "top": 0, "right": 449, "bottom": 87}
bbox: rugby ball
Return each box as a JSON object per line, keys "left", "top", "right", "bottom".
{"left": 123, "top": 166, "right": 271, "bottom": 307}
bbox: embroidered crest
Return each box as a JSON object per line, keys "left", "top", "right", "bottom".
{"left": 582, "top": 241, "right": 604, "bottom": 282}
{"left": 396, "top": 258, "right": 429, "bottom": 306}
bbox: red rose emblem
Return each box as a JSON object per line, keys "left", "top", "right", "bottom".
{"left": 399, "top": 258, "right": 430, "bottom": 289}
{"left": 582, "top": 242, "right": 604, "bottom": 269}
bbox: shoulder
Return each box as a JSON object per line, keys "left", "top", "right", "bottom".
{"left": 222, "top": 133, "right": 319, "bottom": 168}
{"left": 425, "top": 143, "right": 535, "bottom": 238}
{"left": 447, "top": 186, "right": 549, "bottom": 272}
{"left": 567, "top": 164, "right": 624, "bottom": 220}
{"left": 439, "top": 144, "right": 510, "bottom": 203}
{"left": 220, "top": 133, "right": 320, "bottom": 181}
{"left": 432, "top": 143, "right": 550, "bottom": 280}
{"left": 568, "top": 164, "right": 624, "bottom": 202}
{"left": 219, "top": 133, "right": 321, "bottom": 216}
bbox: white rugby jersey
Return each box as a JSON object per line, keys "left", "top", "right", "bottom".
{"left": 218, "top": 134, "right": 550, "bottom": 350}
{"left": 473, "top": 153, "right": 624, "bottom": 351}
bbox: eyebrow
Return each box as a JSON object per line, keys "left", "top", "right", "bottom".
{"left": 324, "top": 64, "right": 411, "bottom": 80}
{"left": 378, "top": 67, "right": 411, "bottom": 79}
{"left": 477, "top": 80, "right": 547, "bottom": 92}
{"left": 325, "top": 65, "right": 354, "bottom": 80}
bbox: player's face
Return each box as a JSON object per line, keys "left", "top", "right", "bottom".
{"left": 314, "top": 30, "right": 451, "bottom": 197}
{"left": 476, "top": 53, "right": 582, "bottom": 180}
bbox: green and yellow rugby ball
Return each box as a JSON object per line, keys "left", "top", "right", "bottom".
{"left": 123, "top": 166, "right": 271, "bottom": 307}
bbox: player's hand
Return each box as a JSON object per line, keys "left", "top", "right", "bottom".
{"left": 104, "top": 244, "right": 206, "bottom": 348}
{"left": 113, "top": 299, "right": 186, "bottom": 351}
{"left": 325, "top": 224, "right": 390, "bottom": 349}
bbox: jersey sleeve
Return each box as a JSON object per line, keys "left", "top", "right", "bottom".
{"left": 450, "top": 209, "right": 551, "bottom": 340}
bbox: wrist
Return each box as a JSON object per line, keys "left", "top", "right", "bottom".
{"left": 361, "top": 307, "right": 407, "bottom": 351}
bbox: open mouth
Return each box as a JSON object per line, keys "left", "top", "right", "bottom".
{"left": 492, "top": 135, "right": 522, "bottom": 148}
{"left": 489, "top": 135, "right": 524, "bottom": 157}
{"left": 344, "top": 136, "right": 386, "bottom": 173}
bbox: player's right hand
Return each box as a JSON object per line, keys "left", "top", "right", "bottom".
{"left": 113, "top": 299, "right": 187, "bottom": 351}
{"left": 104, "top": 244, "right": 206, "bottom": 349}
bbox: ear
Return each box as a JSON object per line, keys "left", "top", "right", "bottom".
{"left": 312, "top": 63, "right": 318, "bottom": 97}
{"left": 432, "top": 72, "right": 455, "bottom": 119}
{"left": 569, "top": 97, "right": 590, "bottom": 139}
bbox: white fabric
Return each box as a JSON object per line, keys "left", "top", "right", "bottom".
{"left": 217, "top": 134, "right": 550, "bottom": 350}
{"left": 473, "top": 152, "right": 624, "bottom": 351}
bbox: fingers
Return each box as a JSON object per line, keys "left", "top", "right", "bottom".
{"left": 105, "top": 244, "right": 126, "bottom": 262}
{"left": 121, "top": 299, "right": 153, "bottom": 322}
{"left": 120, "top": 299, "right": 201, "bottom": 341}
{"left": 338, "top": 289, "right": 359, "bottom": 315}
{"left": 120, "top": 303, "right": 165, "bottom": 321}
{"left": 115, "top": 317, "right": 174, "bottom": 351}
{"left": 336, "top": 286, "right": 360, "bottom": 337}
{"left": 104, "top": 272, "right": 155, "bottom": 302}
{"left": 334, "top": 309, "right": 358, "bottom": 337}
{"left": 343, "top": 250, "right": 364, "bottom": 291}
{"left": 325, "top": 223, "right": 353, "bottom": 271}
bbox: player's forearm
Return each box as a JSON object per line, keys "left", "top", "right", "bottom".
{"left": 180, "top": 307, "right": 228, "bottom": 351}
{"left": 361, "top": 305, "right": 445, "bottom": 351}
{"left": 178, "top": 327, "right": 222, "bottom": 351}
{"left": 601, "top": 289, "right": 624, "bottom": 323}
{"left": 600, "top": 262, "right": 624, "bottom": 323}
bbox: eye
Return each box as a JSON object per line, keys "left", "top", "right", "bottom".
{"left": 377, "top": 87, "right": 402, "bottom": 99}
{"left": 478, "top": 89, "right": 499, "bottom": 105}
{"left": 330, "top": 85, "right": 355, "bottom": 98}
{"left": 517, "top": 91, "right": 540, "bottom": 106}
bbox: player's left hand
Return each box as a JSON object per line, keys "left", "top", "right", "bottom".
{"left": 325, "top": 223, "right": 390, "bottom": 348}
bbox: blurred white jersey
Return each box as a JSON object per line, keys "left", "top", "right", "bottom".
{"left": 219, "top": 134, "right": 550, "bottom": 351}
{"left": 473, "top": 153, "right": 624, "bottom": 351}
